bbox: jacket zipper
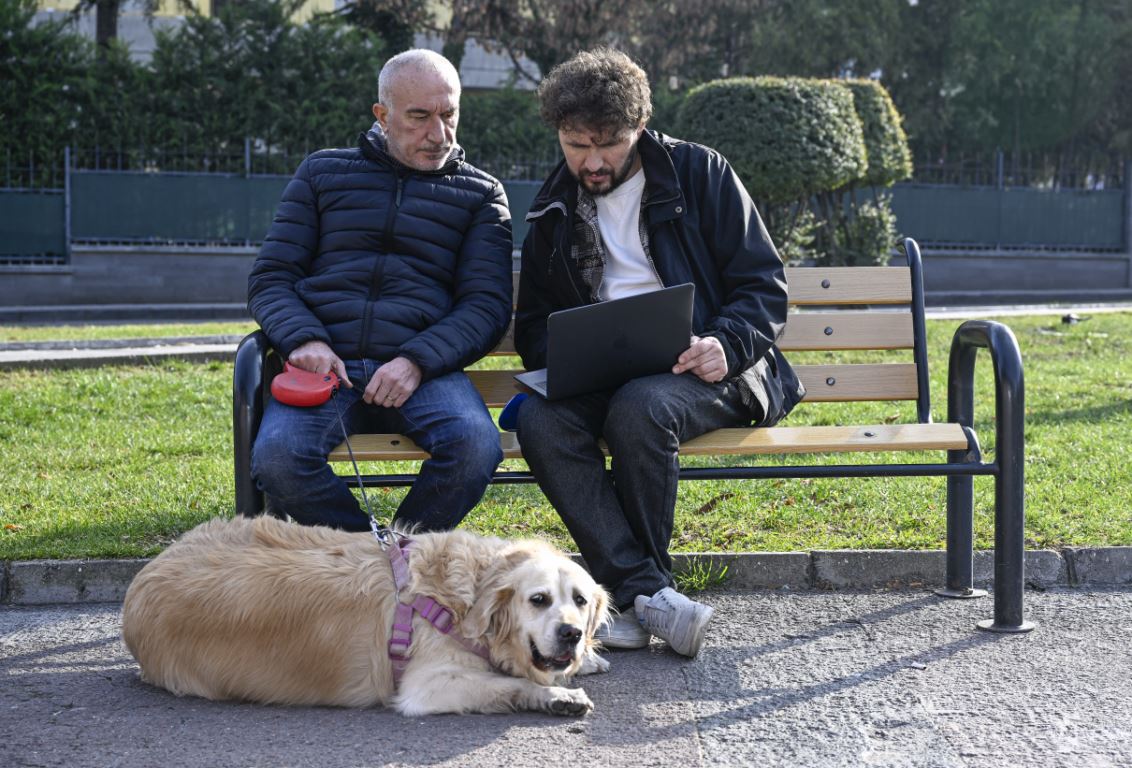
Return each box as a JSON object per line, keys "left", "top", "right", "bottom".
{"left": 361, "top": 175, "right": 404, "bottom": 355}
{"left": 555, "top": 246, "right": 586, "bottom": 304}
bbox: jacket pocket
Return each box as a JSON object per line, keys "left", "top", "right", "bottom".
{"left": 738, "top": 349, "right": 805, "bottom": 427}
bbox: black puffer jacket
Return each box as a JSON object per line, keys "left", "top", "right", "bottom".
{"left": 248, "top": 123, "right": 513, "bottom": 381}
{"left": 516, "top": 130, "right": 804, "bottom": 426}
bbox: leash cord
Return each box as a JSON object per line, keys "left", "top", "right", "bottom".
{"left": 330, "top": 392, "right": 390, "bottom": 546}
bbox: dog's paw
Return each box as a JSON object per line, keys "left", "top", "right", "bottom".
{"left": 577, "top": 648, "right": 611, "bottom": 676}
{"left": 544, "top": 686, "right": 593, "bottom": 717}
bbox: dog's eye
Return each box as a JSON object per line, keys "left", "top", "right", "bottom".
{"left": 529, "top": 593, "right": 549, "bottom": 607}
{"left": 573, "top": 594, "right": 588, "bottom": 607}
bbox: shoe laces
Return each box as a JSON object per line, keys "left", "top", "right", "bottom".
{"left": 638, "top": 590, "right": 679, "bottom": 632}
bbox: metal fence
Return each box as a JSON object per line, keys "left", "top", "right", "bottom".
{"left": 71, "top": 171, "right": 288, "bottom": 245}
{"left": 891, "top": 185, "right": 1127, "bottom": 252}
{"left": 912, "top": 148, "right": 1126, "bottom": 191}
{"left": 1, "top": 145, "right": 1128, "bottom": 264}
{"left": 67, "top": 139, "right": 348, "bottom": 178}
{"left": 66, "top": 171, "right": 543, "bottom": 249}
{"left": 0, "top": 189, "right": 67, "bottom": 264}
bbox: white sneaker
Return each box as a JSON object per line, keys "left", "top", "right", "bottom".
{"left": 634, "top": 587, "right": 713, "bottom": 657}
{"left": 594, "top": 611, "right": 650, "bottom": 649}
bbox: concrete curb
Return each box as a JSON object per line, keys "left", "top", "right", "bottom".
{"left": 0, "top": 334, "right": 245, "bottom": 352}
{"left": 3, "top": 548, "right": 1130, "bottom": 606}
{"left": 0, "top": 302, "right": 252, "bottom": 324}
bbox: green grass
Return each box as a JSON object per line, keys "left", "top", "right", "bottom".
{"left": 1, "top": 313, "right": 1130, "bottom": 560}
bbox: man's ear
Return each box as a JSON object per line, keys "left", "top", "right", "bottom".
{"left": 372, "top": 103, "right": 387, "bottom": 126}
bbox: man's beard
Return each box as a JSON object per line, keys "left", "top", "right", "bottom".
{"left": 575, "top": 144, "right": 639, "bottom": 196}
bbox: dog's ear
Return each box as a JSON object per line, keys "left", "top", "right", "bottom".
{"left": 463, "top": 582, "right": 514, "bottom": 640}
{"left": 462, "top": 548, "right": 530, "bottom": 639}
{"left": 585, "top": 584, "right": 612, "bottom": 643}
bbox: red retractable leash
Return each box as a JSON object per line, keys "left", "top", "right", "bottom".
{"left": 270, "top": 362, "right": 387, "bottom": 544}
{"left": 270, "top": 362, "right": 340, "bottom": 407}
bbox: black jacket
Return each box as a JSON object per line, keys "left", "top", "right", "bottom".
{"left": 515, "top": 130, "right": 803, "bottom": 425}
{"left": 247, "top": 123, "right": 513, "bottom": 381}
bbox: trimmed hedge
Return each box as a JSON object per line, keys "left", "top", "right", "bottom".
{"left": 843, "top": 79, "right": 912, "bottom": 188}
{"left": 677, "top": 76, "right": 866, "bottom": 204}
{"left": 456, "top": 89, "right": 559, "bottom": 178}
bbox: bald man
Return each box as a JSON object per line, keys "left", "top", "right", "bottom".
{"left": 248, "top": 49, "right": 513, "bottom": 532}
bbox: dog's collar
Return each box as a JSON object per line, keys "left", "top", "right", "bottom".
{"left": 385, "top": 535, "right": 493, "bottom": 687}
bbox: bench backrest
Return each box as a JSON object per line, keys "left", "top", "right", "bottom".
{"left": 493, "top": 239, "right": 931, "bottom": 422}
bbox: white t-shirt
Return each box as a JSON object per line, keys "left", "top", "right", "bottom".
{"left": 595, "top": 169, "right": 661, "bottom": 301}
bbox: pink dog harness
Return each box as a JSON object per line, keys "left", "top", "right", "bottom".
{"left": 385, "top": 535, "right": 493, "bottom": 686}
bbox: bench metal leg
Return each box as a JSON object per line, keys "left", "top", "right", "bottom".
{"left": 937, "top": 463, "right": 987, "bottom": 599}
{"left": 979, "top": 428, "right": 1033, "bottom": 632}
{"left": 946, "top": 320, "right": 1034, "bottom": 632}
{"left": 233, "top": 331, "right": 268, "bottom": 518}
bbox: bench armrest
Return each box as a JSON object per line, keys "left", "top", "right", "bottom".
{"left": 233, "top": 330, "right": 271, "bottom": 517}
{"left": 947, "top": 319, "right": 1024, "bottom": 464}
{"left": 946, "top": 319, "right": 1030, "bottom": 630}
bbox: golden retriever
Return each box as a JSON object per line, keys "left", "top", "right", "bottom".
{"left": 121, "top": 516, "right": 610, "bottom": 716}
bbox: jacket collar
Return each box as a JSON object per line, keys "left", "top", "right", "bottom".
{"left": 525, "top": 129, "right": 685, "bottom": 223}
{"left": 358, "top": 121, "right": 465, "bottom": 174}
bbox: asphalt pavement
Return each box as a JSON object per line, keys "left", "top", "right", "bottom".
{"left": 3, "top": 587, "right": 1131, "bottom": 768}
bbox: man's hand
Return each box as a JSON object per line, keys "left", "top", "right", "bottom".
{"left": 364, "top": 356, "right": 422, "bottom": 408}
{"left": 673, "top": 335, "right": 728, "bottom": 383}
{"left": 289, "top": 340, "right": 352, "bottom": 388}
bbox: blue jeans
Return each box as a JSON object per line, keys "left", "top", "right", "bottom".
{"left": 252, "top": 360, "right": 502, "bottom": 532}
{"left": 517, "top": 372, "right": 751, "bottom": 609}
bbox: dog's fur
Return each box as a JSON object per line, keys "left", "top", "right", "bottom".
{"left": 121, "top": 516, "right": 610, "bottom": 716}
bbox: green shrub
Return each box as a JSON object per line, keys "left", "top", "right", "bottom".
{"left": 832, "top": 193, "right": 899, "bottom": 266}
{"left": 650, "top": 86, "right": 686, "bottom": 137}
{"left": 456, "top": 88, "right": 559, "bottom": 178}
{"left": 843, "top": 79, "right": 912, "bottom": 188}
{"left": 147, "top": 0, "right": 382, "bottom": 167}
{"left": 677, "top": 76, "right": 866, "bottom": 205}
{"left": 769, "top": 204, "right": 819, "bottom": 265}
{"left": 0, "top": 0, "right": 94, "bottom": 186}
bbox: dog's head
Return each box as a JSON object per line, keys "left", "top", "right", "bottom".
{"left": 464, "top": 543, "right": 610, "bottom": 685}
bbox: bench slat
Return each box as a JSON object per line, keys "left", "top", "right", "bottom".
{"left": 469, "top": 363, "right": 920, "bottom": 408}
{"left": 783, "top": 267, "right": 912, "bottom": 305}
{"left": 467, "top": 369, "right": 524, "bottom": 408}
{"left": 795, "top": 363, "right": 920, "bottom": 401}
{"left": 780, "top": 311, "right": 914, "bottom": 350}
{"left": 329, "top": 422, "right": 967, "bottom": 463}
{"left": 492, "top": 268, "right": 912, "bottom": 355}
{"left": 678, "top": 423, "right": 968, "bottom": 455}
{"left": 512, "top": 267, "right": 910, "bottom": 306}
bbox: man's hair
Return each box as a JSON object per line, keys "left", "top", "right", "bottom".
{"left": 377, "top": 49, "right": 461, "bottom": 109}
{"left": 537, "top": 48, "right": 652, "bottom": 135}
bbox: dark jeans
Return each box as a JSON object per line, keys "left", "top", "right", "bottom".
{"left": 252, "top": 359, "right": 502, "bottom": 532}
{"left": 517, "top": 372, "right": 750, "bottom": 609}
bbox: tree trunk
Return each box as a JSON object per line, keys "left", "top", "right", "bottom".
{"left": 95, "top": 0, "right": 120, "bottom": 49}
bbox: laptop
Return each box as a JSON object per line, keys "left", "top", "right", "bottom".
{"left": 515, "top": 283, "right": 694, "bottom": 400}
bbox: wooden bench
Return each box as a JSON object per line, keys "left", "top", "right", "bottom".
{"left": 233, "top": 238, "right": 1031, "bottom": 632}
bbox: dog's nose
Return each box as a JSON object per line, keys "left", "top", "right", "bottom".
{"left": 557, "top": 623, "right": 583, "bottom": 646}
